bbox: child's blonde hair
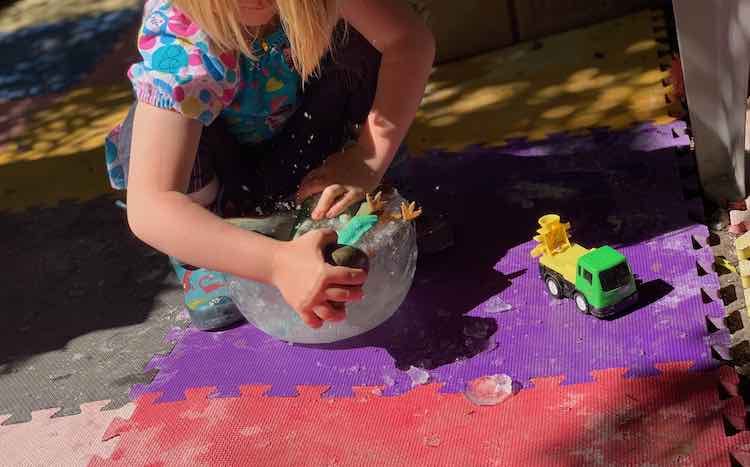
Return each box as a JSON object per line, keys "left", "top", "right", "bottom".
{"left": 173, "top": 0, "right": 340, "bottom": 82}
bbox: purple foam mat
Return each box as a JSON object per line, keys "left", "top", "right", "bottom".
{"left": 132, "top": 121, "right": 726, "bottom": 401}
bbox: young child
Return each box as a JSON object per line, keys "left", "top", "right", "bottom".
{"left": 104, "top": 0, "right": 435, "bottom": 330}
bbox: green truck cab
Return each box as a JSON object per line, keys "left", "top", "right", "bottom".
{"left": 531, "top": 215, "right": 638, "bottom": 318}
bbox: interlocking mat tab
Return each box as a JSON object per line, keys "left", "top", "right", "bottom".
{"left": 93, "top": 365, "right": 749, "bottom": 466}
{"left": 0, "top": 401, "right": 133, "bottom": 466}
{"left": 0, "top": 198, "right": 185, "bottom": 425}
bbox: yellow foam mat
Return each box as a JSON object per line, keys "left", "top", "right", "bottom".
{"left": 406, "top": 10, "right": 677, "bottom": 154}
{"left": 0, "top": 84, "right": 132, "bottom": 212}
{"left": 1, "top": 9, "right": 674, "bottom": 212}
{"left": 0, "top": 0, "right": 141, "bottom": 32}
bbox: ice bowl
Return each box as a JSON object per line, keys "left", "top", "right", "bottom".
{"left": 227, "top": 190, "right": 418, "bottom": 343}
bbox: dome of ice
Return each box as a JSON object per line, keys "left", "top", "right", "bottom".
{"left": 227, "top": 190, "right": 418, "bottom": 344}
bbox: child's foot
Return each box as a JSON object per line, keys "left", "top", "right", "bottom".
{"left": 169, "top": 257, "right": 245, "bottom": 331}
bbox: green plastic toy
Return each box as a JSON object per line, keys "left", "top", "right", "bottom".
{"left": 531, "top": 214, "right": 638, "bottom": 317}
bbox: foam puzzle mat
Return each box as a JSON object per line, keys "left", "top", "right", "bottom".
{"left": 90, "top": 365, "right": 750, "bottom": 466}
{"left": 0, "top": 84, "right": 133, "bottom": 211}
{"left": 93, "top": 120, "right": 737, "bottom": 464}
{"left": 0, "top": 401, "right": 134, "bottom": 466}
{"left": 0, "top": 10, "right": 139, "bottom": 101}
{"left": 1, "top": 2, "right": 747, "bottom": 465}
{"left": 126, "top": 121, "right": 714, "bottom": 402}
{"left": 406, "top": 10, "right": 680, "bottom": 154}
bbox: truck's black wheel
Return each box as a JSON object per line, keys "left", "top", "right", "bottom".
{"left": 545, "top": 276, "right": 564, "bottom": 299}
{"left": 573, "top": 292, "right": 590, "bottom": 314}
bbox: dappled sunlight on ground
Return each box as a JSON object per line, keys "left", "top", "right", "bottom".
{"left": 0, "top": 7, "right": 677, "bottom": 210}
{"left": 407, "top": 10, "right": 679, "bottom": 154}
{"left": 0, "top": 84, "right": 132, "bottom": 211}
{"left": 0, "top": 0, "right": 141, "bottom": 32}
{"left": 0, "top": 0, "right": 139, "bottom": 211}
{"left": 0, "top": 84, "right": 131, "bottom": 163}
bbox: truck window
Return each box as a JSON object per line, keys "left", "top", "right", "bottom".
{"left": 600, "top": 262, "right": 631, "bottom": 292}
{"left": 583, "top": 269, "right": 593, "bottom": 283}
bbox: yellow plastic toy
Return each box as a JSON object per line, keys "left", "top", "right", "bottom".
{"left": 531, "top": 214, "right": 638, "bottom": 317}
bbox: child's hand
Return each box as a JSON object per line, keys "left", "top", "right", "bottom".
{"left": 296, "top": 145, "right": 382, "bottom": 220}
{"left": 271, "top": 229, "right": 368, "bottom": 328}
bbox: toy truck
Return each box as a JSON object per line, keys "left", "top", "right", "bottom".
{"left": 531, "top": 215, "right": 638, "bottom": 318}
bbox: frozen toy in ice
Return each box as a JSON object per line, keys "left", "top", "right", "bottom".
{"left": 228, "top": 187, "right": 420, "bottom": 343}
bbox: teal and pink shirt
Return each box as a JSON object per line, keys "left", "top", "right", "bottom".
{"left": 105, "top": 0, "right": 300, "bottom": 189}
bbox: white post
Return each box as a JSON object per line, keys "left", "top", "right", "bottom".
{"left": 673, "top": 0, "right": 750, "bottom": 201}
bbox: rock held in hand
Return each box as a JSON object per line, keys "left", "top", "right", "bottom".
{"left": 228, "top": 188, "right": 417, "bottom": 344}
{"left": 323, "top": 244, "right": 370, "bottom": 311}
{"left": 324, "top": 244, "right": 370, "bottom": 271}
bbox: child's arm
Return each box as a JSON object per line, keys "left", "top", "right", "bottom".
{"left": 127, "top": 102, "right": 366, "bottom": 328}
{"left": 298, "top": 0, "right": 435, "bottom": 219}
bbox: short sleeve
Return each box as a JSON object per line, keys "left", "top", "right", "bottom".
{"left": 128, "top": 0, "right": 240, "bottom": 125}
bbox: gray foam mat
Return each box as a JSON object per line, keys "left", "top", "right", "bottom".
{"left": 0, "top": 196, "right": 186, "bottom": 424}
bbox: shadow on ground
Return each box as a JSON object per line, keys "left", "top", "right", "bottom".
{"left": 535, "top": 364, "right": 735, "bottom": 465}
{"left": 0, "top": 196, "right": 183, "bottom": 423}
{"left": 309, "top": 134, "right": 692, "bottom": 370}
{"left": 0, "top": 7, "right": 139, "bottom": 100}
{"left": 0, "top": 0, "right": 179, "bottom": 423}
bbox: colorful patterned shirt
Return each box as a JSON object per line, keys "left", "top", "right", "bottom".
{"left": 105, "top": 0, "right": 300, "bottom": 189}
